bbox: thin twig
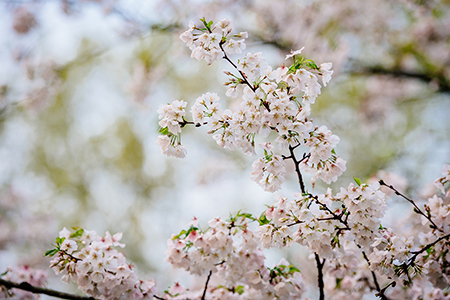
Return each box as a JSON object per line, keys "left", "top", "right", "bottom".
{"left": 0, "top": 279, "right": 95, "bottom": 300}
{"left": 379, "top": 180, "right": 442, "bottom": 232}
{"left": 409, "top": 232, "right": 450, "bottom": 262}
{"left": 219, "top": 43, "right": 256, "bottom": 93}
{"left": 379, "top": 232, "right": 450, "bottom": 296}
{"left": 218, "top": 41, "right": 272, "bottom": 112}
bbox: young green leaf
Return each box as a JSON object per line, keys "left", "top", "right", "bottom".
{"left": 70, "top": 228, "right": 84, "bottom": 238}
{"left": 159, "top": 127, "right": 169, "bottom": 135}
{"left": 258, "top": 211, "right": 270, "bottom": 225}
{"left": 353, "top": 177, "right": 362, "bottom": 186}
{"left": 235, "top": 285, "right": 245, "bottom": 295}
{"left": 44, "top": 249, "right": 59, "bottom": 257}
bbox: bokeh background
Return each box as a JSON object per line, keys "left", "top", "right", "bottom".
{"left": 0, "top": 0, "right": 449, "bottom": 297}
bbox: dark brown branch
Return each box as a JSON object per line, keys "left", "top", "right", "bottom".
{"left": 0, "top": 279, "right": 95, "bottom": 300}
{"left": 353, "top": 65, "right": 450, "bottom": 93}
{"left": 379, "top": 281, "right": 397, "bottom": 298}
{"left": 218, "top": 41, "right": 272, "bottom": 112}
{"left": 360, "top": 250, "right": 390, "bottom": 300}
{"left": 219, "top": 42, "right": 256, "bottom": 93}
{"left": 201, "top": 270, "right": 213, "bottom": 300}
{"left": 409, "top": 232, "right": 450, "bottom": 262}
{"left": 379, "top": 180, "right": 442, "bottom": 232}
{"left": 309, "top": 194, "right": 349, "bottom": 228}
{"left": 288, "top": 145, "right": 307, "bottom": 194}
{"left": 314, "top": 253, "right": 325, "bottom": 300}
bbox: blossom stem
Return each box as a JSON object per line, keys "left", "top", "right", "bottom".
{"left": 0, "top": 279, "right": 96, "bottom": 300}
{"left": 378, "top": 180, "right": 442, "bottom": 232}
{"left": 314, "top": 253, "right": 325, "bottom": 300}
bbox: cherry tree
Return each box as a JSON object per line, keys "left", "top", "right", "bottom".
{"left": 1, "top": 16, "right": 449, "bottom": 300}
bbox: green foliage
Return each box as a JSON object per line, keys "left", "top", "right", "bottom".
{"left": 44, "top": 249, "right": 59, "bottom": 257}
{"left": 258, "top": 211, "right": 270, "bottom": 226}
{"left": 353, "top": 177, "right": 362, "bottom": 186}
{"left": 234, "top": 285, "right": 245, "bottom": 295}
{"left": 159, "top": 127, "right": 169, "bottom": 135}
{"left": 200, "top": 17, "right": 214, "bottom": 32}
{"left": 70, "top": 228, "right": 84, "bottom": 238}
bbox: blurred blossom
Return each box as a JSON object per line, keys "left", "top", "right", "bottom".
{"left": 12, "top": 7, "right": 37, "bottom": 35}
{"left": 0, "top": 0, "right": 448, "bottom": 296}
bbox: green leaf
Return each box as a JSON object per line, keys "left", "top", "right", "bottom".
{"left": 235, "top": 285, "right": 245, "bottom": 295}
{"left": 70, "top": 228, "right": 84, "bottom": 238}
{"left": 158, "top": 127, "right": 169, "bottom": 135}
{"left": 173, "top": 229, "right": 187, "bottom": 240}
{"left": 331, "top": 149, "right": 336, "bottom": 155}
{"left": 185, "top": 226, "right": 198, "bottom": 237}
{"left": 289, "top": 265, "right": 300, "bottom": 274}
{"left": 353, "top": 177, "right": 362, "bottom": 186}
{"left": 0, "top": 270, "right": 8, "bottom": 277}
{"left": 55, "top": 237, "right": 65, "bottom": 245}
{"left": 237, "top": 212, "right": 256, "bottom": 221}
{"left": 44, "top": 249, "right": 58, "bottom": 257}
{"left": 336, "top": 277, "right": 343, "bottom": 288}
{"left": 199, "top": 18, "right": 213, "bottom": 31}
{"left": 258, "top": 211, "right": 270, "bottom": 225}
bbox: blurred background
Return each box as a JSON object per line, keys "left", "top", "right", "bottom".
{"left": 0, "top": 0, "right": 449, "bottom": 297}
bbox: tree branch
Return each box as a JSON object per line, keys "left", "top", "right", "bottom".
{"left": 360, "top": 250, "right": 390, "bottom": 300}
{"left": 219, "top": 42, "right": 256, "bottom": 93}
{"left": 353, "top": 65, "right": 450, "bottom": 93}
{"left": 287, "top": 145, "right": 307, "bottom": 194}
{"left": 314, "top": 253, "right": 325, "bottom": 300}
{"left": 201, "top": 270, "right": 212, "bottom": 300}
{"left": 0, "top": 279, "right": 95, "bottom": 300}
{"left": 380, "top": 232, "right": 450, "bottom": 295}
{"left": 379, "top": 179, "right": 442, "bottom": 232}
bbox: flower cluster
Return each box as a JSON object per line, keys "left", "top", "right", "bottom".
{"left": 180, "top": 18, "right": 247, "bottom": 65}
{"left": 251, "top": 145, "right": 287, "bottom": 192}
{"left": 157, "top": 18, "right": 347, "bottom": 191}
{"left": 156, "top": 100, "right": 188, "bottom": 158}
{"left": 258, "top": 181, "right": 388, "bottom": 258}
{"left": 434, "top": 164, "right": 450, "bottom": 197}
{"left": 301, "top": 126, "right": 346, "bottom": 185}
{"left": 164, "top": 214, "right": 305, "bottom": 299}
{"left": 158, "top": 100, "right": 187, "bottom": 135}
{"left": 45, "top": 228, "right": 157, "bottom": 300}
